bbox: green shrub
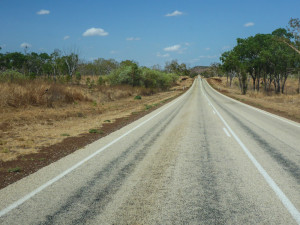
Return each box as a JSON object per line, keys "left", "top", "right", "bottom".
{"left": 98, "top": 76, "right": 104, "bottom": 85}
{"left": 8, "top": 167, "right": 22, "bottom": 173}
{"left": 134, "top": 95, "right": 142, "bottom": 100}
{"left": 0, "top": 70, "right": 28, "bottom": 82}
{"left": 107, "top": 66, "right": 179, "bottom": 90}
{"left": 145, "top": 104, "right": 152, "bottom": 110}
{"left": 75, "top": 72, "right": 81, "bottom": 83}
{"left": 89, "top": 129, "right": 103, "bottom": 134}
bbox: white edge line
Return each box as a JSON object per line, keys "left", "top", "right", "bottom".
{"left": 213, "top": 110, "right": 216, "bottom": 115}
{"left": 204, "top": 79, "right": 300, "bottom": 129}
{"left": 0, "top": 80, "right": 196, "bottom": 218}
{"left": 200, "top": 80, "right": 300, "bottom": 224}
{"left": 223, "top": 127, "right": 231, "bottom": 137}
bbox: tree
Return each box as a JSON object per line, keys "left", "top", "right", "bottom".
{"left": 63, "top": 53, "right": 78, "bottom": 77}
{"left": 5, "top": 52, "right": 26, "bottom": 71}
{"left": 94, "top": 58, "right": 119, "bottom": 75}
{"left": 220, "top": 51, "right": 238, "bottom": 87}
{"left": 210, "top": 62, "right": 222, "bottom": 77}
{"left": 119, "top": 60, "right": 140, "bottom": 86}
{"left": 63, "top": 48, "right": 80, "bottom": 77}
{"left": 165, "top": 60, "right": 190, "bottom": 76}
{"left": 273, "top": 18, "right": 300, "bottom": 55}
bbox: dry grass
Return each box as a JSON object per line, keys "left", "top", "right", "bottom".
{"left": 0, "top": 80, "right": 90, "bottom": 109}
{"left": 207, "top": 77, "right": 300, "bottom": 123}
{"left": 0, "top": 78, "right": 163, "bottom": 111}
{"left": 0, "top": 76, "right": 194, "bottom": 162}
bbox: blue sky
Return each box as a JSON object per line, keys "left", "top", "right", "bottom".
{"left": 0, "top": 0, "right": 299, "bottom": 67}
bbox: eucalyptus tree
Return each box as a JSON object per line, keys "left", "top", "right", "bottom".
{"left": 220, "top": 51, "right": 238, "bottom": 87}
{"left": 285, "top": 18, "right": 300, "bottom": 55}
{"left": 271, "top": 29, "right": 295, "bottom": 93}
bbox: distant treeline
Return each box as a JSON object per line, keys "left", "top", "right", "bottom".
{"left": 0, "top": 47, "right": 196, "bottom": 89}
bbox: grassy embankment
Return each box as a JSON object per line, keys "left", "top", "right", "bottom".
{"left": 207, "top": 77, "right": 300, "bottom": 123}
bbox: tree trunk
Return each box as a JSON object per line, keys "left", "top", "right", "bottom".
{"left": 252, "top": 77, "right": 256, "bottom": 90}
{"left": 276, "top": 77, "right": 281, "bottom": 93}
{"left": 226, "top": 73, "right": 229, "bottom": 86}
{"left": 281, "top": 75, "right": 288, "bottom": 94}
{"left": 241, "top": 70, "right": 248, "bottom": 95}
{"left": 298, "top": 71, "right": 300, "bottom": 94}
{"left": 257, "top": 77, "right": 260, "bottom": 91}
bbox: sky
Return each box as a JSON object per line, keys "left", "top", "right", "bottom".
{"left": 0, "top": 0, "right": 299, "bottom": 67}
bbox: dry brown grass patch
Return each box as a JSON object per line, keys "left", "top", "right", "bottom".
{"left": 207, "top": 77, "right": 300, "bottom": 123}
{"left": 0, "top": 80, "right": 91, "bottom": 109}
{"left": 0, "top": 76, "right": 194, "bottom": 162}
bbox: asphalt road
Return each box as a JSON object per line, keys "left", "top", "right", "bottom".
{"left": 0, "top": 77, "right": 300, "bottom": 224}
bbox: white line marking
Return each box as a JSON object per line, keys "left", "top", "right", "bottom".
{"left": 213, "top": 110, "right": 216, "bottom": 115}
{"left": 203, "top": 80, "right": 300, "bottom": 129}
{"left": 0, "top": 81, "right": 196, "bottom": 218}
{"left": 223, "top": 127, "right": 231, "bottom": 137}
{"left": 200, "top": 80, "right": 300, "bottom": 224}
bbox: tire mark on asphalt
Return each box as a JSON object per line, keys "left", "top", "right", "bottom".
{"left": 195, "top": 100, "right": 226, "bottom": 224}
{"left": 207, "top": 90, "right": 300, "bottom": 184}
{"left": 39, "top": 97, "right": 187, "bottom": 225}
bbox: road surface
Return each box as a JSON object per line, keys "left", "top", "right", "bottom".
{"left": 0, "top": 77, "right": 300, "bottom": 224}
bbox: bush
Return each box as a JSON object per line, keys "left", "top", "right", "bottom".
{"left": 107, "top": 66, "right": 179, "bottom": 90}
{"left": 134, "top": 95, "right": 142, "bottom": 100}
{"left": 98, "top": 76, "right": 104, "bottom": 85}
{"left": 0, "top": 70, "right": 28, "bottom": 82}
{"left": 75, "top": 72, "right": 81, "bottom": 83}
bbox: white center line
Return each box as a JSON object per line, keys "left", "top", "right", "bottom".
{"left": 200, "top": 79, "right": 300, "bottom": 225}
{"left": 223, "top": 127, "right": 231, "bottom": 137}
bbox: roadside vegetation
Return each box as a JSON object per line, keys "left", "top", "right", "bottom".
{"left": 0, "top": 47, "right": 195, "bottom": 163}
{"left": 203, "top": 18, "right": 300, "bottom": 122}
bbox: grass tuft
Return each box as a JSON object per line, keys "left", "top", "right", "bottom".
{"left": 89, "top": 129, "right": 104, "bottom": 134}
{"left": 8, "top": 167, "right": 21, "bottom": 173}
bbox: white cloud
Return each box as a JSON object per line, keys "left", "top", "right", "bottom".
{"left": 157, "top": 52, "right": 170, "bottom": 58}
{"left": 164, "top": 44, "right": 181, "bottom": 52}
{"left": 37, "top": 9, "right": 50, "bottom": 15}
{"left": 126, "top": 37, "right": 141, "bottom": 41}
{"left": 185, "top": 42, "right": 191, "bottom": 46}
{"left": 63, "top": 35, "right": 70, "bottom": 40}
{"left": 20, "top": 42, "right": 32, "bottom": 48}
{"left": 83, "top": 27, "right": 108, "bottom": 37}
{"left": 165, "top": 10, "right": 183, "bottom": 17}
{"left": 110, "top": 50, "right": 117, "bottom": 54}
{"left": 205, "top": 47, "right": 210, "bottom": 51}
{"left": 244, "top": 22, "right": 254, "bottom": 27}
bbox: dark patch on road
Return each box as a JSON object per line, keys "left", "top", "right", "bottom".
{"left": 195, "top": 102, "right": 227, "bottom": 224}
{"left": 208, "top": 91, "right": 300, "bottom": 184}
